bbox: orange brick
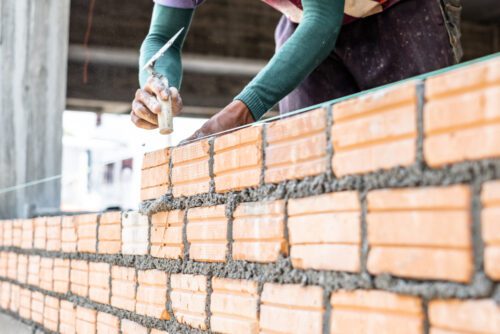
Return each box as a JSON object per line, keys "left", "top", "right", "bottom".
{"left": 260, "top": 283, "right": 324, "bottom": 334}
{"left": 40, "top": 257, "right": 54, "bottom": 291}
{"left": 2, "top": 220, "right": 12, "bottom": 247}
{"left": 330, "top": 290, "right": 424, "bottom": 334}
{"left": 17, "top": 254, "right": 28, "bottom": 284}
{"left": 53, "top": 258, "right": 70, "bottom": 294}
{"left": 482, "top": 180, "right": 500, "bottom": 280}
{"left": 187, "top": 205, "right": 228, "bottom": 262}
{"left": 76, "top": 214, "right": 98, "bottom": 253}
{"left": 0, "top": 282, "right": 10, "bottom": 309}
{"left": 424, "top": 58, "right": 500, "bottom": 167}
{"left": 19, "top": 288, "right": 31, "bottom": 319}
{"left": 31, "top": 291, "right": 44, "bottom": 324}
{"left": 151, "top": 210, "right": 184, "bottom": 259}
{"left": 21, "top": 219, "right": 34, "bottom": 249}
{"left": 12, "top": 219, "right": 22, "bottom": 247}
{"left": 332, "top": 81, "right": 418, "bottom": 176}
{"left": 62, "top": 216, "right": 78, "bottom": 252}
{"left": 121, "top": 319, "right": 148, "bottom": 334}
{"left": 171, "top": 139, "right": 210, "bottom": 197}
{"left": 71, "top": 260, "right": 89, "bottom": 297}
{"left": 141, "top": 147, "right": 170, "bottom": 201}
{"left": 136, "top": 269, "right": 168, "bottom": 319}
{"left": 265, "top": 108, "right": 328, "bottom": 183}
{"left": 429, "top": 299, "right": 500, "bottom": 334}
{"left": 46, "top": 216, "right": 62, "bottom": 251}
{"left": 9, "top": 284, "right": 19, "bottom": 313}
{"left": 288, "top": 192, "right": 361, "bottom": 272}
{"left": 76, "top": 306, "right": 97, "bottom": 334}
{"left": 210, "top": 278, "right": 259, "bottom": 334}
{"left": 33, "top": 217, "right": 46, "bottom": 249}
{"left": 89, "top": 262, "right": 110, "bottom": 304}
{"left": 214, "top": 125, "right": 262, "bottom": 192}
{"left": 44, "top": 296, "right": 60, "bottom": 331}
{"left": 170, "top": 274, "right": 207, "bottom": 330}
{"left": 7, "top": 252, "right": 17, "bottom": 280}
{"left": 98, "top": 211, "right": 122, "bottom": 254}
{"left": 0, "top": 252, "right": 7, "bottom": 277}
{"left": 97, "top": 312, "right": 120, "bottom": 334}
{"left": 232, "top": 200, "right": 287, "bottom": 263}
{"left": 367, "top": 186, "right": 473, "bottom": 283}
{"left": 0, "top": 221, "right": 3, "bottom": 247}
{"left": 60, "top": 301, "right": 76, "bottom": 334}
{"left": 27, "top": 255, "right": 40, "bottom": 286}
{"left": 111, "top": 266, "right": 136, "bottom": 312}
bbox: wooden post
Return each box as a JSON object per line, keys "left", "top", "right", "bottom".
{"left": 0, "top": 0, "right": 70, "bottom": 218}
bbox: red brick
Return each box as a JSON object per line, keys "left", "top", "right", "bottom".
{"left": 171, "top": 139, "right": 211, "bottom": 197}
{"left": 27, "top": 255, "right": 40, "bottom": 286}
{"left": 53, "top": 258, "right": 70, "bottom": 294}
{"left": 9, "top": 284, "right": 19, "bottom": 313}
{"left": 151, "top": 210, "right": 184, "bottom": 259}
{"left": 260, "top": 283, "right": 324, "bottom": 334}
{"left": 288, "top": 192, "right": 361, "bottom": 272}
{"left": 71, "top": 260, "right": 89, "bottom": 297}
{"left": 7, "top": 252, "right": 17, "bottom": 280}
{"left": 76, "top": 214, "right": 98, "bottom": 253}
{"left": 19, "top": 288, "right": 31, "bottom": 319}
{"left": 76, "top": 306, "right": 97, "bottom": 334}
{"left": 31, "top": 291, "right": 44, "bottom": 324}
{"left": 44, "top": 296, "right": 60, "bottom": 331}
{"left": 170, "top": 274, "right": 207, "bottom": 330}
{"left": 214, "top": 125, "right": 262, "bottom": 192}
{"left": 17, "top": 254, "right": 28, "bottom": 284}
{"left": 98, "top": 211, "right": 122, "bottom": 254}
{"left": 0, "top": 282, "right": 10, "bottom": 309}
{"left": 367, "top": 186, "right": 473, "bottom": 283}
{"left": 111, "top": 266, "right": 136, "bottom": 312}
{"left": 2, "top": 220, "right": 12, "bottom": 247}
{"left": 89, "top": 262, "right": 110, "bottom": 304}
{"left": 12, "top": 219, "right": 22, "bottom": 247}
{"left": 121, "top": 319, "right": 148, "bottom": 334}
{"left": 332, "top": 81, "right": 418, "bottom": 177}
{"left": 232, "top": 200, "right": 287, "bottom": 263}
{"left": 481, "top": 180, "right": 500, "bottom": 280}
{"left": 429, "top": 299, "right": 500, "bottom": 334}
{"left": 46, "top": 216, "right": 62, "bottom": 251}
{"left": 141, "top": 147, "right": 170, "bottom": 201}
{"left": 21, "top": 219, "right": 34, "bottom": 249}
{"left": 210, "top": 278, "right": 259, "bottom": 334}
{"left": 187, "top": 205, "right": 228, "bottom": 262}
{"left": 121, "top": 212, "right": 149, "bottom": 255}
{"left": 40, "top": 257, "right": 54, "bottom": 291}
{"left": 33, "top": 217, "right": 46, "bottom": 249}
{"left": 62, "top": 216, "right": 78, "bottom": 252}
{"left": 60, "top": 300, "right": 77, "bottom": 334}
{"left": 330, "top": 290, "right": 424, "bottom": 334}
{"left": 97, "top": 312, "right": 120, "bottom": 334}
{"left": 265, "top": 108, "right": 328, "bottom": 183}
{"left": 0, "top": 252, "right": 6, "bottom": 277}
{"left": 424, "top": 58, "right": 500, "bottom": 167}
{"left": 136, "top": 269, "right": 168, "bottom": 319}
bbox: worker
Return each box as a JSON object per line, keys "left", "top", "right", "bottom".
{"left": 131, "top": 0, "right": 462, "bottom": 140}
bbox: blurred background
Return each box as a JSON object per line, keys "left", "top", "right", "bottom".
{"left": 0, "top": 0, "right": 499, "bottom": 218}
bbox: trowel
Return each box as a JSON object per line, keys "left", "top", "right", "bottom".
{"left": 142, "top": 28, "right": 184, "bottom": 135}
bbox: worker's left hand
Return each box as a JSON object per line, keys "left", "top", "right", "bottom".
{"left": 131, "top": 76, "right": 183, "bottom": 130}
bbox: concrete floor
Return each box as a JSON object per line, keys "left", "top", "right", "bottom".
{"left": 0, "top": 313, "right": 32, "bottom": 334}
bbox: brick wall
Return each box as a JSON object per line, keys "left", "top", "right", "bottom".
{"left": 0, "top": 56, "right": 499, "bottom": 333}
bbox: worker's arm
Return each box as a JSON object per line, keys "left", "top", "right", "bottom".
{"left": 132, "top": 4, "right": 194, "bottom": 129}
{"left": 185, "top": 0, "right": 344, "bottom": 140}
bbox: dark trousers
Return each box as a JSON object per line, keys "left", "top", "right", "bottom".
{"left": 276, "top": 0, "right": 462, "bottom": 114}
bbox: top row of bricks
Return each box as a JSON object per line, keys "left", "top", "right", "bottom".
{"left": 141, "top": 58, "right": 500, "bottom": 201}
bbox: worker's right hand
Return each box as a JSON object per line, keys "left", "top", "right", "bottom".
{"left": 131, "top": 76, "right": 183, "bottom": 130}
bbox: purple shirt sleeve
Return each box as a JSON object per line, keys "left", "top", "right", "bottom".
{"left": 154, "top": 0, "right": 205, "bottom": 8}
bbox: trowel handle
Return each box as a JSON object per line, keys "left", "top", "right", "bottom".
{"left": 157, "top": 75, "right": 174, "bottom": 135}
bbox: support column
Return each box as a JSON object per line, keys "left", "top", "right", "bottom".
{"left": 0, "top": 0, "right": 70, "bottom": 218}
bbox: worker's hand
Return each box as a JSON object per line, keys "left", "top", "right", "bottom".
{"left": 131, "top": 76, "right": 183, "bottom": 130}
{"left": 181, "top": 100, "right": 254, "bottom": 144}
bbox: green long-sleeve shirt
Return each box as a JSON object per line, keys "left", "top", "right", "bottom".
{"left": 139, "top": 0, "right": 345, "bottom": 120}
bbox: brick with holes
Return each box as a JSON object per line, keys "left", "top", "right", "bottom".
{"left": 33, "top": 217, "right": 46, "bottom": 249}
{"left": 121, "top": 319, "right": 148, "bottom": 334}
{"left": 21, "top": 218, "right": 34, "bottom": 249}
{"left": 53, "top": 258, "right": 70, "bottom": 294}
{"left": 111, "top": 266, "right": 136, "bottom": 312}
{"left": 151, "top": 210, "right": 184, "bottom": 259}
{"left": 44, "top": 296, "right": 60, "bottom": 332}
{"left": 27, "top": 255, "right": 40, "bottom": 287}
{"left": 89, "top": 262, "right": 111, "bottom": 304}
{"left": 76, "top": 214, "right": 98, "bottom": 253}
{"left": 76, "top": 306, "right": 97, "bottom": 334}
{"left": 59, "top": 301, "right": 76, "bottom": 334}
{"left": 141, "top": 147, "right": 170, "bottom": 201}
{"left": 19, "top": 288, "right": 31, "bottom": 320}
{"left": 31, "top": 291, "right": 44, "bottom": 324}
{"left": 136, "top": 269, "right": 168, "bottom": 319}
{"left": 17, "top": 254, "right": 28, "bottom": 284}
{"left": 170, "top": 274, "right": 208, "bottom": 330}
{"left": 61, "top": 216, "right": 77, "bottom": 252}
{"left": 40, "top": 257, "right": 54, "bottom": 291}
{"left": 481, "top": 180, "right": 500, "bottom": 280}
{"left": 46, "top": 216, "right": 62, "bottom": 251}
{"left": 71, "top": 260, "right": 89, "bottom": 297}
{"left": 98, "top": 211, "right": 122, "bottom": 254}
{"left": 97, "top": 312, "right": 120, "bottom": 334}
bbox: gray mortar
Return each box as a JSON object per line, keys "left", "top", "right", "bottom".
{"left": 182, "top": 209, "right": 190, "bottom": 261}
{"left": 283, "top": 200, "right": 291, "bottom": 256}
{"left": 224, "top": 195, "right": 238, "bottom": 262}
{"left": 472, "top": 181, "right": 485, "bottom": 273}
{"left": 204, "top": 274, "right": 213, "bottom": 331}
{"left": 325, "top": 104, "right": 335, "bottom": 181}
{"left": 167, "top": 147, "right": 174, "bottom": 195}
{"left": 146, "top": 215, "right": 152, "bottom": 256}
{"left": 493, "top": 284, "right": 500, "bottom": 305}
{"left": 359, "top": 190, "right": 369, "bottom": 274}
{"left": 422, "top": 299, "right": 430, "bottom": 334}
{"left": 259, "top": 125, "right": 267, "bottom": 187}
{"left": 208, "top": 138, "right": 215, "bottom": 194}
{"left": 416, "top": 80, "right": 426, "bottom": 169}
{"left": 321, "top": 287, "right": 332, "bottom": 334}
{"left": 165, "top": 273, "right": 174, "bottom": 322}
